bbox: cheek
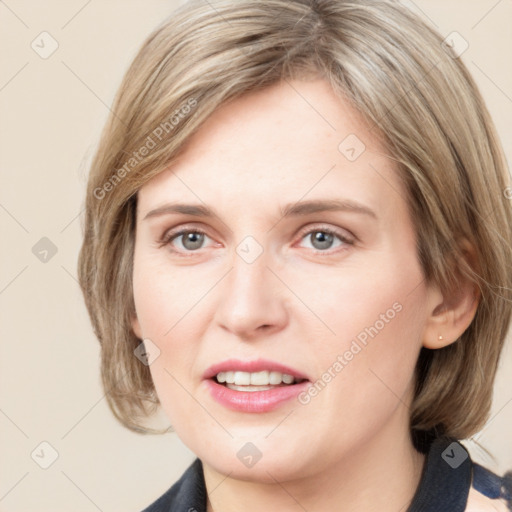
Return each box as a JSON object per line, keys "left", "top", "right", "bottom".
{"left": 289, "top": 248, "right": 425, "bottom": 355}
{"left": 133, "top": 272, "right": 200, "bottom": 359}
{"left": 132, "top": 249, "right": 212, "bottom": 337}
{"left": 132, "top": 253, "right": 215, "bottom": 422}
{"left": 300, "top": 251, "right": 427, "bottom": 407}
{"left": 315, "top": 287, "right": 426, "bottom": 437}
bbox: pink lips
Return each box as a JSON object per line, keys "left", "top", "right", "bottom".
{"left": 202, "top": 358, "right": 309, "bottom": 381}
{"left": 203, "top": 358, "right": 311, "bottom": 413}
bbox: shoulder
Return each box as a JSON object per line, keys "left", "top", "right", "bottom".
{"left": 464, "top": 464, "right": 512, "bottom": 512}
{"left": 409, "top": 436, "right": 511, "bottom": 512}
{"left": 465, "top": 487, "right": 509, "bottom": 511}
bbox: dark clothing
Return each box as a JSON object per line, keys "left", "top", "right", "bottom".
{"left": 142, "top": 437, "right": 512, "bottom": 511}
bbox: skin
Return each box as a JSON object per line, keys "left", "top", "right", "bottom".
{"left": 131, "top": 78, "right": 479, "bottom": 512}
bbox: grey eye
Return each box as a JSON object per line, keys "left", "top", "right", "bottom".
{"left": 308, "top": 231, "right": 336, "bottom": 250}
{"left": 179, "top": 232, "right": 206, "bottom": 251}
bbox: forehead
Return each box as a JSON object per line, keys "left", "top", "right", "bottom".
{"left": 137, "top": 79, "right": 407, "bottom": 222}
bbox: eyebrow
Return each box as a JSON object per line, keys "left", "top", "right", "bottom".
{"left": 143, "top": 199, "right": 377, "bottom": 221}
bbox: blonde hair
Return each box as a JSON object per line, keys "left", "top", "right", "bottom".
{"left": 78, "top": 0, "right": 512, "bottom": 443}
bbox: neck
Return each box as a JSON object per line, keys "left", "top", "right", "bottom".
{"left": 203, "top": 412, "right": 425, "bottom": 512}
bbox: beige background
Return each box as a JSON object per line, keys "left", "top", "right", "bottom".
{"left": 0, "top": 1, "right": 511, "bottom": 510}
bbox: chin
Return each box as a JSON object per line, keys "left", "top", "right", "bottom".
{"left": 195, "top": 434, "right": 317, "bottom": 483}
{"left": 208, "top": 453, "right": 309, "bottom": 483}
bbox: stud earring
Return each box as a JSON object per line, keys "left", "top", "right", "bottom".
{"left": 438, "top": 335, "right": 443, "bottom": 341}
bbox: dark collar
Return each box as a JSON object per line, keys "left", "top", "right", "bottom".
{"left": 142, "top": 437, "right": 473, "bottom": 512}
{"left": 407, "top": 436, "right": 472, "bottom": 511}
{"left": 142, "top": 458, "right": 207, "bottom": 512}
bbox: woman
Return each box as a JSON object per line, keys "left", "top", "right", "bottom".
{"left": 78, "top": 0, "right": 512, "bottom": 510}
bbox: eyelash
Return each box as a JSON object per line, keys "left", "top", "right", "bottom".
{"left": 158, "top": 225, "right": 355, "bottom": 258}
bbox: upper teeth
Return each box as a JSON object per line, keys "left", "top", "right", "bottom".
{"left": 216, "top": 371, "right": 296, "bottom": 386}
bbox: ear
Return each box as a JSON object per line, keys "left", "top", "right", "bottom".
{"left": 131, "top": 312, "right": 143, "bottom": 340}
{"left": 422, "top": 239, "right": 480, "bottom": 349}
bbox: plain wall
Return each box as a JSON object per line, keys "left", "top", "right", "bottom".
{"left": 1, "top": 1, "right": 511, "bottom": 510}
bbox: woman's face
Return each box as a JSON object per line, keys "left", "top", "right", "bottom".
{"left": 132, "top": 78, "right": 440, "bottom": 481}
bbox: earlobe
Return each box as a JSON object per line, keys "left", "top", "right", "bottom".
{"left": 422, "top": 241, "right": 480, "bottom": 349}
{"left": 422, "top": 296, "right": 453, "bottom": 349}
{"left": 423, "top": 289, "right": 479, "bottom": 349}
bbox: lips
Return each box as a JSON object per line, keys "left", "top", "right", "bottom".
{"left": 202, "top": 358, "right": 311, "bottom": 413}
{"left": 203, "top": 358, "right": 310, "bottom": 381}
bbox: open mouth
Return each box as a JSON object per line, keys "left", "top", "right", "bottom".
{"left": 213, "top": 370, "right": 307, "bottom": 392}
{"left": 203, "top": 359, "right": 311, "bottom": 412}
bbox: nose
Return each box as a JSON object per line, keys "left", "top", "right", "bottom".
{"left": 213, "top": 248, "right": 289, "bottom": 341}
